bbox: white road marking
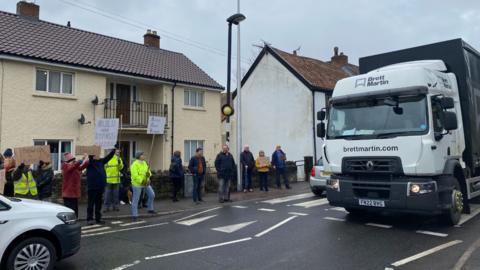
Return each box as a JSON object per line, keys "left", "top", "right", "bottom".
{"left": 112, "top": 260, "right": 141, "bottom": 270}
{"left": 175, "top": 215, "right": 218, "bottom": 226}
{"left": 415, "top": 230, "right": 448, "bottom": 238}
{"left": 258, "top": 208, "right": 276, "bottom": 212}
{"left": 82, "top": 222, "right": 168, "bottom": 238}
{"left": 255, "top": 216, "right": 298, "bottom": 238}
{"left": 293, "top": 198, "right": 328, "bottom": 208}
{"left": 119, "top": 220, "right": 147, "bottom": 227}
{"left": 366, "top": 223, "right": 392, "bottom": 229}
{"left": 457, "top": 203, "right": 480, "bottom": 226}
{"left": 82, "top": 224, "right": 101, "bottom": 230}
{"left": 232, "top": 205, "right": 248, "bottom": 209}
{"left": 328, "top": 207, "right": 348, "bottom": 213}
{"left": 145, "top": 238, "right": 252, "bottom": 260}
{"left": 174, "top": 207, "right": 221, "bottom": 222}
{"left": 288, "top": 212, "right": 309, "bottom": 216}
{"left": 81, "top": 226, "right": 111, "bottom": 234}
{"left": 390, "top": 240, "right": 463, "bottom": 267}
{"left": 262, "top": 193, "right": 314, "bottom": 204}
{"left": 324, "top": 217, "right": 346, "bottom": 222}
{"left": 111, "top": 221, "right": 123, "bottom": 225}
{"left": 211, "top": 221, "right": 257, "bottom": 233}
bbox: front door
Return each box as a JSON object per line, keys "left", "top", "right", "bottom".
{"left": 116, "top": 84, "right": 131, "bottom": 125}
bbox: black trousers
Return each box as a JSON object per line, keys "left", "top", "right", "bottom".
{"left": 63, "top": 197, "right": 79, "bottom": 218}
{"left": 87, "top": 189, "right": 103, "bottom": 221}
{"left": 171, "top": 177, "right": 182, "bottom": 199}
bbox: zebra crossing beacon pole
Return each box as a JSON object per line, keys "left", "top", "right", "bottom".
{"left": 235, "top": 0, "right": 243, "bottom": 192}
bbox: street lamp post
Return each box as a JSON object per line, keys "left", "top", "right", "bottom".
{"left": 224, "top": 13, "right": 245, "bottom": 190}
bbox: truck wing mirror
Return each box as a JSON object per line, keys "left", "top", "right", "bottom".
{"left": 442, "top": 111, "right": 458, "bottom": 131}
{"left": 317, "top": 122, "right": 326, "bottom": 138}
{"left": 317, "top": 110, "right": 326, "bottom": 121}
{"left": 441, "top": 97, "right": 455, "bottom": 109}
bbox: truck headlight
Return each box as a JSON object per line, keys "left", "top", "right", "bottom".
{"left": 57, "top": 212, "right": 77, "bottom": 225}
{"left": 408, "top": 181, "right": 437, "bottom": 196}
{"left": 327, "top": 179, "right": 340, "bottom": 191}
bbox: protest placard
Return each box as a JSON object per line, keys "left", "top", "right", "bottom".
{"left": 147, "top": 116, "right": 166, "bottom": 135}
{"left": 75, "top": 145, "right": 101, "bottom": 157}
{"left": 95, "top": 118, "right": 119, "bottom": 149}
{"left": 14, "top": 145, "right": 51, "bottom": 165}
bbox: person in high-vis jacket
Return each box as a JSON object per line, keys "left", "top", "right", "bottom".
{"left": 130, "top": 152, "right": 155, "bottom": 221}
{"left": 12, "top": 163, "right": 38, "bottom": 199}
{"left": 104, "top": 149, "right": 124, "bottom": 212}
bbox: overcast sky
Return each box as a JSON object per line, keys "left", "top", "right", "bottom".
{"left": 1, "top": 0, "right": 479, "bottom": 86}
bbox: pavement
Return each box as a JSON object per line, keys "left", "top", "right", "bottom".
{"left": 76, "top": 182, "right": 312, "bottom": 221}
{"left": 55, "top": 182, "right": 480, "bottom": 270}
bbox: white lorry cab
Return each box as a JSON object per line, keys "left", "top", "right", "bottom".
{"left": 0, "top": 195, "right": 80, "bottom": 270}
{"left": 318, "top": 39, "right": 480, "bottom": 225}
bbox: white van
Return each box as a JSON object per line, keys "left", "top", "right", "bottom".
{"left": 0, "top": 195, "right": 80, "bottom": 270}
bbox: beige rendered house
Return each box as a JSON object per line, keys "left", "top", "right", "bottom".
{"left": 0, "top": 1, "right": 224, "bottom": 171}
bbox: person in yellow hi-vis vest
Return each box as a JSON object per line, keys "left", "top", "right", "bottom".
{"left": 130, "top": 152, "right": 155, "bottom": 221}
{"left": 104, "top": 149, "right": 124, "bottom": 212}
{"left": 12, "top": 163, "right": 38, "bottom": 199}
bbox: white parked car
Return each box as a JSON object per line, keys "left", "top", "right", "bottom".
{"left": 0, "top": 195, "right": 80, "bottom": 270}
{"left": 310, "top": 159, "right": 331, "bottom": 196}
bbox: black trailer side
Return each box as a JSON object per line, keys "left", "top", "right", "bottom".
{"left": 359, "top": 39, "right": 480, "bottom": 176}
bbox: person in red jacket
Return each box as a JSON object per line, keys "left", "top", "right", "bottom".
{"left": 61, "top": 152, "right": 88, "bottom": 217}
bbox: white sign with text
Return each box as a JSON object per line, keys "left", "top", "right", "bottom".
{"left": 147, "top": 116, "right": 166, "bottom": 135}
{"left": 95, "top": 118, "right": 119, "bottom": 149}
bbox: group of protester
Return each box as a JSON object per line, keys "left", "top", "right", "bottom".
{"left": 1, "top": 143, "right": 290, "bottom": 222}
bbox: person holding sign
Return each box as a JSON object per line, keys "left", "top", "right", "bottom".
{"left": 2, "top": 148, "right": 15, "bottom": 197}
{"left": 12, "top": 163, "right": 38, "bottom": 199}
{"left": 256, "top": 150, "right": 271, "bottom": 192}
{"left": 86, "top": 149, "right": 116, "bottom": 225}
{"left": 130, "top": 152, "right": 156, "bottom": 221}
{"left": 104, "top": 149, "right": 124, "bottom": 212}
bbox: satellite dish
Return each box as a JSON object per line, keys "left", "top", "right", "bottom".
{"left": 78, "top": 114, "right": 86, "bottom": 125}
{"left": 91, "top": 95, "right": 99, "bottom": 105}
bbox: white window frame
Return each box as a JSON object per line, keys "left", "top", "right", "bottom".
{"left": 184, "top": 89, "right": 205, "bottom": 108}
{"left": 184, "top": 140, "right": 205, "bottom": 162}
{"left": 33, "top": 139, "right": 73, "bottom": 172}
{"left": 35, "top": 68, "right": 75, "bottom": 95}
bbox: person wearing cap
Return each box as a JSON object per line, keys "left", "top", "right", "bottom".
{"left": 85, "top": 149, "right": 116, "bottom": 225}
{"left": 61, "top": 152, "right": 89, "bottom": 217}
{"left": 188, "top": 148, "right": 207, "bottom": 204}
{"left": 2, "top": 148, "right": 15, "bottom": 197}
{"left": 130, "top": 152, "right": 156, "bottom": 221}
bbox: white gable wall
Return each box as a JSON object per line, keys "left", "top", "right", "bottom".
{"left": 239, "top": 52, "right": 321, "bottom": 162}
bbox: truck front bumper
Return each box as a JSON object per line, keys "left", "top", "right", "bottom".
{"left": 326, "top": 176, "right": 448, "bottom": 215}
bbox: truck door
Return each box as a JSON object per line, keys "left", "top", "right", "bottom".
{"left": 431, "top": 97, "right": 453, "bottom": 172}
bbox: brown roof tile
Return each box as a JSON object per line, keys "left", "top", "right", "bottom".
{"left": 0, "top": 11, "right": 223, "bottom": 90}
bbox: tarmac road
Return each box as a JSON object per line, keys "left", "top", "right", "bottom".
{"left": 55, "top": 192, "right": 480, "bottom": 270}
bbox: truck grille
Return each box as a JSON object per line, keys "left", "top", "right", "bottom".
{"left": 342, "top": 157, "right": 403, "bottom": 174}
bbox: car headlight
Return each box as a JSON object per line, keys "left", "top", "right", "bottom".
{"left": 327, "top": 179, "right": 340, "bottom": 191}
{"left": 57, "top": 212, "right": 77, "bottom": 225}
{"left": 407, "top": 181, "right": 437, "bottom": 196}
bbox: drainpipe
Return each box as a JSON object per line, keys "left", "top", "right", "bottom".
{"left": 170, "top": 82, "right": 177, "bottom": 157}
{"left": 0, "top": 60, "right": 4, "bottom": 150}
{"left": 312, "top": 91, "right": 317, "bottom": 162}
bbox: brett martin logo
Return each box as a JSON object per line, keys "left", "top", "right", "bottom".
{"left": 355, "top": 75, "right": 389, "bottom": 88}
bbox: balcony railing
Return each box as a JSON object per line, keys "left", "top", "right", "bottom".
{"left": 104, "top": 99, "right": 166, "bottom": 128}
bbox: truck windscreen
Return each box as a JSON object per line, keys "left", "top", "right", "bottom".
{"left": 327, "top": 95, "right": 428, "bottom": 140}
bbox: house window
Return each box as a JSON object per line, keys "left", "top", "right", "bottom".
{"left": 184, "top": 140, "right": 204, "bottom": 161}
{"left": 36, "top": 69, "right": 74, "bottom": 95}
{"left": 184, "top": 89, "right": 204, "bottom": 107}
{"left": 33, "top": 140, "right": 72, "bottom": 171}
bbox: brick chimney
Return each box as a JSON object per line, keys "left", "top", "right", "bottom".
{"left": 144, "top": 29, "right": 160, "bottom": 48}
{"left": 331, "top": 46, "right": 348, "bottom": 66}
{"left": 16, "top": 1, "right": 39, "bottom": 19}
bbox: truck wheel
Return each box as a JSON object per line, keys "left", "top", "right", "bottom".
{"left": 6, "top": 237, "right": 57, "bottom": 270}
{"left": 345, "top": 207, "right": 365, "bottom": 216}
{"left": 442, "top": 178, "right": 463, "bottom": 226}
